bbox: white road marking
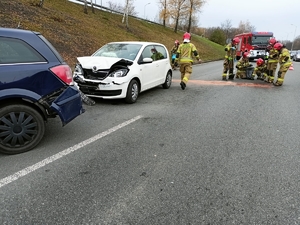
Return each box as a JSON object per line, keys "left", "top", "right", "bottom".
{"left": 0, "top": 115, "right": 143, "bottom": 188}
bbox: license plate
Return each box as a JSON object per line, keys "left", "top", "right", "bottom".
{"left": 98, "top": 83, "right": 111, "bottom": 89}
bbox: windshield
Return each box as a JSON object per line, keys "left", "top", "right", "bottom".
{"left": 251, "top": 36, "right": 272, "bottom": 45}
{"left": 92, "top": 43, "right": 142, "bottom": 61}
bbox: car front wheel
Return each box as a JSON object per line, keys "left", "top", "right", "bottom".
{"left": 162, "top": 70, "right": 172, "bottom": 89}
{"left": 125, "top": 79, "right": 139, "bottom": 104}
{"left": 0, "top": 104, "right": 45, "bottom": 154}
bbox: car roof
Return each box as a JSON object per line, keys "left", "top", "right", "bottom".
{"left": 107, "top": 41, "right": 166, "bottom": 46}
{"left": 0, "top": 27, "right": 39, "bottom": 38}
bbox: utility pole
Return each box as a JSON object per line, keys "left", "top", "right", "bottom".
{"left": 291, "top": 24, "right": 298, "bottom": 52}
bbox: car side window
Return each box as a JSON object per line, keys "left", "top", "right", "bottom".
{"left": 0, "top": 37, "right": 46, "bottom": 64}
{"left": 154, "top": 45, "right": 167, "bottom": 60}
{"left": 141, "top": 46, "right": 152, "bottom": 59}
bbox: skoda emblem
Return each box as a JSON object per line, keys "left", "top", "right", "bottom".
{"left": 92, "top": 66, "right": 97, "bottom": 72}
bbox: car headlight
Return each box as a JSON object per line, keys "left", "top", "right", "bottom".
{"left": 74, "top": 63, "right": 84, "bottom": 76}
{"left": 109, "top": 68, "right": 129, "bottom": 77}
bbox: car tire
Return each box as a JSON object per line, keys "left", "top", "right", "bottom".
{"left": 162, "top": 70, "right": 172, "bottom": 89}
{"left": 125, "top": 79, "right": 139, "bottom": 104}
{"left": 0, "top": 104, "right": 45, "bottom": 155}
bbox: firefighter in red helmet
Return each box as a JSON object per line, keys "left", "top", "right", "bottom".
{"left": 273, "top": 43, "right": 292, "bottom": 86}
{"left": 170, "top": 40, "right": 180, "bottom": 69}
{"left": 175, "top": 32, "right": 202, "bottom": 90}
{"left": 235, "top": 51, "right": 253, "bottom": 79}
{"left": 252, "top": 58, "right": 267, "bottom": 80}
{"left": 265, "top": 37, "right": 279, "bottom": 83}
{"left": 222, "top": 37, "right": 240, "bottom": 81}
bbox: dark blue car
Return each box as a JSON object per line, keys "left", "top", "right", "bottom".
{"left": 0, "top": 28, "right": 85, "bottom": 154}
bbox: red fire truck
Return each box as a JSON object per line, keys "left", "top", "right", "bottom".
{"left": 234, "top": 31, "right": 274, "bottom": 61}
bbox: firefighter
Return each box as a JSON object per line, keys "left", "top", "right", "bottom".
{"left": 170, "top": 40, "right": 180, "bottom": 70}
{"left": 273, "top": 43, "right": 292, "bottom": 86}
{"left": 222, "top": 37, "right": 240, "bottom": 81}
{"left": 265, "top": 38, "right": 279, "bottom": 83}
{"left": 151, "top": 47, "right": 164, "bottom": 61}
{"left": 175, "top": 32, "right": 202, "bottom": 90}
{"left": 235, "top": 52, "right": 253, "bottom": 79}
{"left": 252, "top": 58, "right": 267, "bottom": 80}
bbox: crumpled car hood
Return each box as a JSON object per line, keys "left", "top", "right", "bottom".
{"left": 77, "top": 56, "right": 132, "bottom": 70}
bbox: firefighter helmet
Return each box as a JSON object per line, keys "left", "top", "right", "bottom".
{"left": 269, "top": 38, "right": 277, "bottom": 46}
{"left": 273, "top": 42, "right": 283, "bottom": 51}
{"left": 232, "top": 37, "right": 240, "bottom": 45}
{"left": 183, "top": 32, "right": 191, "bottom": 42}
{"left": 243, "top": 52, "right": 249, "bottom": 58}
{"left": 256, "top": 58, "right": 264, "bottom": 66}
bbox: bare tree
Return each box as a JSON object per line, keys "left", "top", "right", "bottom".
{"left": 158, "top": 0, "right": 169, "bottom": 27}
{"left": 236, "top": 20, "right": 256, "bottom": 34}
{"left": 185, "top": 0, "right": 206, "bottom": 33}
{"left": 221, "top": 19, "right": 232, "bottom": 41}
{"left": 39, "top": 0, "right": 44, "bottom": 7}
{"left": 107, "top": 1, "right": 123, "bottom": 12}
{"left": 168, "top": 0, "right": 187, "bottom": 33}
{"left": 83, "top": 0, "right": 88, "bottom": 14}
{"left": 122, "top": 0, "right": 129, "bottom": 28}
{"left": 91, "top": 0, "right": 95, "bottom": 13}
{"left": 107, "top": 0, "right": 137, "bottom": 16}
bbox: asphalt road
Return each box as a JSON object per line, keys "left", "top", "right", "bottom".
{"left": 1, "top": 61, "right": 300, "bottom": 224}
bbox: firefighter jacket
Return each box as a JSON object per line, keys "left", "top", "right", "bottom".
{"left": 176, "top": 42, "right": 200, "bottom": 63}
{"left": 268, "top": 47, "right": 279, "bottom": 63}
{"left": 170, "top": 44, "right": 179, "bottom": 55}
{"left": 254, "top": 63, "right": 267, "bottom": 74}
{"left": 224, "top": 43, "right": 236, "bottom": 61}
{"left": 236, "top": 57, "right": 251, "bottom": 70}
{"left": 278, "top": 48, "right": 292, "bottom": 66}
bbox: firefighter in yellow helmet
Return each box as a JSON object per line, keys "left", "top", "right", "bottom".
{"left": 222, "top": 37, "right": 240, "bottom": 81}
{"left": 170, "top": 40, "right": 180, "bottom": 70}
{"left": 175, "top": 32, "right": 202, "bottom": 90}
{"left": 273, "top": 43, "right": 292, "bottom": 86}
{"left": 235, "top": 52, "right": 253, "bottom": 79}
{"left": 252, "top": 58, "right": 267, "bottom": 80}
{"left": 265, "top": 38, "right": 279, "bottom": 83}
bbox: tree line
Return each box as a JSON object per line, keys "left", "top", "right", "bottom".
{"left": 35, "top": 0, "right": 300, "bottom": 50}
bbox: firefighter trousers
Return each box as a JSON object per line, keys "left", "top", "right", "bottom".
{"left": 180, "top": 63, "right": 193, "bottom": 84}
{"left": 266, "top": 61, "right": 278, "bottom": 82}
{"left": 223, "top": 59, "right": 234, "bottom": 79}
{"left": 274, "top": 62, "right": 292, "bottom": 86}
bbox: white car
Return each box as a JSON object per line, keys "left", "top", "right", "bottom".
{"left": 73, "top": 41, "right": 172, "bottom": 103}
{"left": 293, "top": 50, "right": 300, "bottom": 62}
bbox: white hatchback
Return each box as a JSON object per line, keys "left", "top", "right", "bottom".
{"left": 73, "top": 41, "right": 172, "bottom": 103}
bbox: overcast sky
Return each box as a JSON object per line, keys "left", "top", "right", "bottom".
{"left": 94, "top": 0, "right": 299, "bottom": 41}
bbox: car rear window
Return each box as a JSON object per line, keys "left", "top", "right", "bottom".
{"left": 38, "top": 34, "right": 64, "bottom": 63}
{"left": 0, "top": 37, "right": 46, "bottom": 64}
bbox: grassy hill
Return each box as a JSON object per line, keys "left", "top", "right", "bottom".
{"left": 1, "top": 0, "right": 225, "bottom": 67}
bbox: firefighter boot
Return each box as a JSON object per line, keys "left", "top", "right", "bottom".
{"left": 268, "top": 70, "right": 274, "bottom": 83}
{"left": 262, "top": 72, "right": 267, "bottom": 81}
{"left": 222, "top": 74, "right": 227, "bottom": 81}
{"left": 264, "top": 70, "right": 269, "bottom": 82}
{"left": 180, "top": 81, "right": 186, "bottom": 90}
{"left": 273, "top": 82, "right": 282, "bottom": 86}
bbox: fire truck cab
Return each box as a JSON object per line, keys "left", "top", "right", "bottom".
{"left": 234, "top": 32, "right": 274, "bottom": 61}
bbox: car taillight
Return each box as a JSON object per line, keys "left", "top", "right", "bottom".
{"left": 50, "top": 65, "right": 74, "bottom": 85}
